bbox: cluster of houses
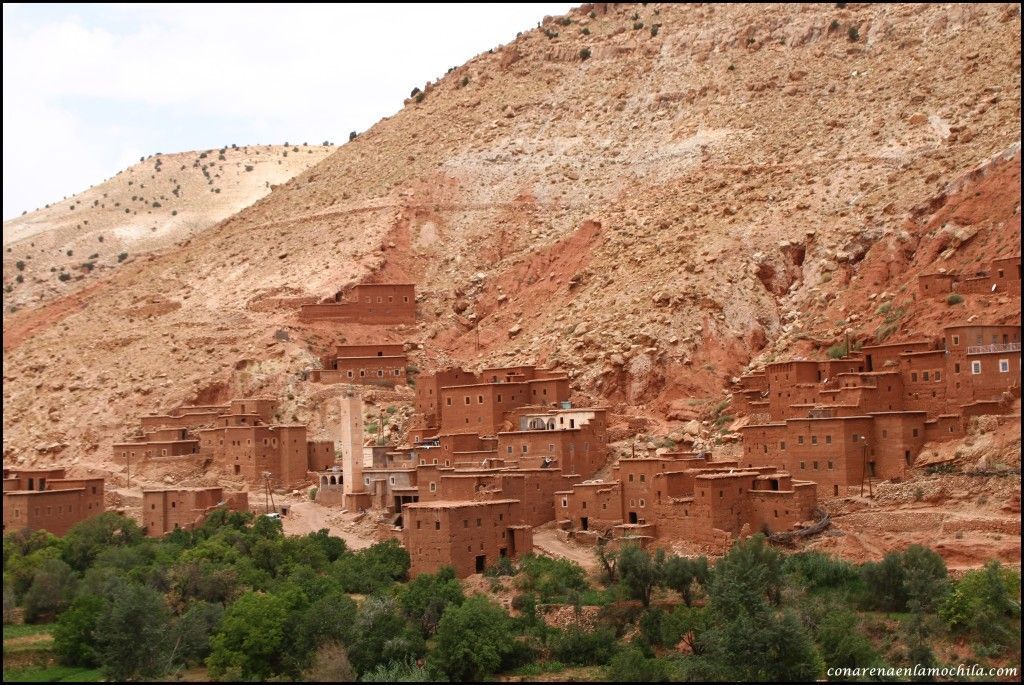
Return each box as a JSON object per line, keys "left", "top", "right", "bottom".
{"left": 5, "top": 267, "right": 1019, "bottom": 578}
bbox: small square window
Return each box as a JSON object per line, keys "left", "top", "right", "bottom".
{"left": 998, "top": 359, "right": 1010, "bottom": 373}
{"left": 971, "top": 361, "right": 982, "bottom": 375}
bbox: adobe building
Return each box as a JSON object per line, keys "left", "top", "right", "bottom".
{"left": 299, "top": 283, "right": 416, "bottom": 324}
{"left": 736, "top": 323, "right": 1021, "bottom": 495}
{"left": 409, "top": 365, "right": 571, "bottom": 440}
{"left": 918, "top": 255, "right": 1021, "bottom": 297}
{"left": 311, "top": 343, "right": 409, "bottom": 386}
{"left": 142, "top": 487, "right": 248, "bottom": 537}
{"left": 3, "top": 468, "right": 105, "bottom": 536}
{"left": 115, "top": 398, "right": 336, "bottom": 490}
{"left": 334, "top": 361, "right": 606, "bottom": 576}
{"left": 555, "top": 455, "right": 817, "bottom": 551}
{"left": 402, "top": 499, "right": 533, "bottom": 577}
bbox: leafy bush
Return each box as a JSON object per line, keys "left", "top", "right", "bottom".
{"left": 606, "top": 645, "right": 671, "bottom": 681}
{"left": 517, "top": 554, "right": 589, "bottom": 603}
{"left": 54, "top": 595, "right": 104, "bottom": 666}
{"left": 118, "top": 252, "right": 128, "bottom": 262}
{"left": 400, "top": 566, "right": 464, "bottom": 636}
{"left": 579, "top": 47, "right": 592, "bottom": 60}
{"left": 940, "top": 561, "right": 1020, "bottom": 649}
{"left": 427, "top": 595, "right": 518, "bottom": 680}
{"left": 847, "top": 26, "right": 859, "bottom": 41}
{"left": 547, "top": 624, "right": 617, "bottom": 665}
{"left": 946, "top": 293, "right": 964, "bottom": 305}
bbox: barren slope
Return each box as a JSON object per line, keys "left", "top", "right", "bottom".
{"left": 2, "top": 144, "right": 333, "bottom": 309}
{"left": 3, "top": 2, "right": 1021, "bottom": 495}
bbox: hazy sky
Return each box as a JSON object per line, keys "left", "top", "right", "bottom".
{"left": 2, "top": 3, "right": 575, "bottom": 220}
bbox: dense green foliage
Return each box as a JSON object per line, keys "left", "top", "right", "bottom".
{"left": 5, "top": 513, "right": 1019, "bottom": 682}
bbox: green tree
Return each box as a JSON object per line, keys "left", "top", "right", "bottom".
{"left": 662, "top": 554, "right": 709, "bottom": 606}
{"left": 400, "top": 566, "right": 464, "bottom": 635}
{"left": 168, "top": 601, "right": 223, "bottom": 667}
{"left": 62, "top": 512, "right": 143, "bottom": 572}
{"left": 207, "top": 591, "right": 288, "bottom": 680}
{"left": 348, "top": 594, "right": 424, "bottom": 676}
{"left": 816, "top": 610, "right": 884, "bottom": 677}
{"left": 96, "top": 581, "right": 171, "bottom": 681}
{"left": 901, "top": 545, "right": 948, "bottom": 613}
{"left": 861, "top": 551, "right": 907, "bottom": 611}
{"left": 702, "top": 607, "right": 823, "bottom": 681}
{"left": 23, "top": 558, "right": 78, "bottom": 622}
{"left": 940, "top": 561, "right": 1020, "bottom": 649}
{"left": 53, "top": 594, "right": 105, "bottom": 667}
{"left": 427, "top": 595, "right": 517, "bottom": 681}
{"left": 709, "top": 534, "right": 784, "bottom": 613}
{"left": 618, "top": 545, "right": 664, "bottom": 607}
{"left": 287, "top": 591, "right": 358, "bottom": 672}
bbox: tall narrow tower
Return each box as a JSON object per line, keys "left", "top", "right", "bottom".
{"left": 340, "top": 394, "right": 370, "bottom": 510}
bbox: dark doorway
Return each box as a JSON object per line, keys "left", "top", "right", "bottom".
{"left": 628, "top": 511, "right": 638, "bottom": 524}
{"left": 833, "top": 484, "right": 839, "bottom": 496}
{"left": 580, "top": 516, "right": 589, "bottom": 531}
{"left": 499, "top": 547, "right": 508, "bottom": 558}
{"left": 867, "top": 461, "right": 876, "bottom": 477}
{"left": 769, "top": 479, "right": 779, "bottom": 491}
{"left": 234, "top": 465, "right": 241, "bottom": 475}
{"left": 475, "top": 555, "right": 486, "bottom": 573}
{"left": 866, "top": 354, "right": 873, "bottom": 372}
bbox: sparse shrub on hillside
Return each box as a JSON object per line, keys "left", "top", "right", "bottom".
{"left": 152, "top": 201, "right": 161, "bottom": 208}
{"left": 172, "top": 210, "right": 178, "bottom": 216}
{"left": 460, "top": 76, "right": 470, "bottom": 87}
{"left": 580, "top": 47, "right": 592, "bottom": 60}
{"left": 827, "top": 342, "right": 849, "bottom": 359}
{"left": 946, "top": 293, "right": 964, "bottom": 305}
{"left": 218, "top": 153, "right": 226, "bottom": 161}
{"left": 581, "top": 27, "right": 590, "bottom": 35}
{"left": 543, "top": 28, "right": 559, "bottom": 39}
{"left": 349, "top": 131, "right": 358, "bottom": 141}
{"left": 650, "top": 24, "right": 660, "bottom": 37}
{"left": 98, "top": 235, "right": 104, "bottom": 242}
{"left": 244, "top": 165, "right": 254, "bottom": 172}
{"left": 118, "top": 252, "right": 128, "bottom": 262}
{"left": 414, "top": 92, "right": 425, "bottom": 103}
{"left": 829, "top": 19, "right": 841, "bottom": 32}
{"left": 66, "top": 249, "right": 73, "bottom": 256}
{"left": 3, "top": 284, "right": 11, "bottom": 293}
{"left": 410, "top": 87, "right": 421, "bottom": 98}
{"left": 15, "top": 274, "right": 24, "bottom": 284}
{"left": 847, "top": 26, "right": 859, "bottom": 42}
{"left": 557, "top": 16, "right": 571, "bottom": 26}
{"left": 633, "top": 21, "right": 644, "bottom": 30}
{"left": 728, "top": 63, "right": 735, "bottom": 71}
{"left": 15, "top": 260, "right": 25, "bottom": 270}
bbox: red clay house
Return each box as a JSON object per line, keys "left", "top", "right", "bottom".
{"left": 736, "top": 323, "right": 1021, "bottom": 495}
{"left": 311, "top": 343, "right": 409, "bottom": 386}
{"left": 555, "top": 453, "right": 817, "bottom": 551}
{"left": 142, "top": 487, "right": 248, "bottom": 536}
{"left": 299, "top": 284, "right": 416, "bottom": 324}
{"left": 115, "top": 398, "right": 336, "bottom": 490}
{"left": 3, "top": 468, "right": 105, "bottom": 536}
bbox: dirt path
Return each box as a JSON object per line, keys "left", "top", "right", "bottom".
{"left": 532, "top": 526, "right": 600, "bottom": 573}
{"left": 282, "top": 500, "right": 376, "bottom": 550}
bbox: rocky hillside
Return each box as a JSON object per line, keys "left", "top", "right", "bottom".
{"left": 2, "top": 3, "right": 1021, "bottom": 474}
{"left": 2, "top": 144, "right": 334, "bottom": 309}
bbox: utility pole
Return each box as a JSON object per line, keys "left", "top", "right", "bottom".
{"left": 126, "top": 452, "right": 130, "bottom": 488}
